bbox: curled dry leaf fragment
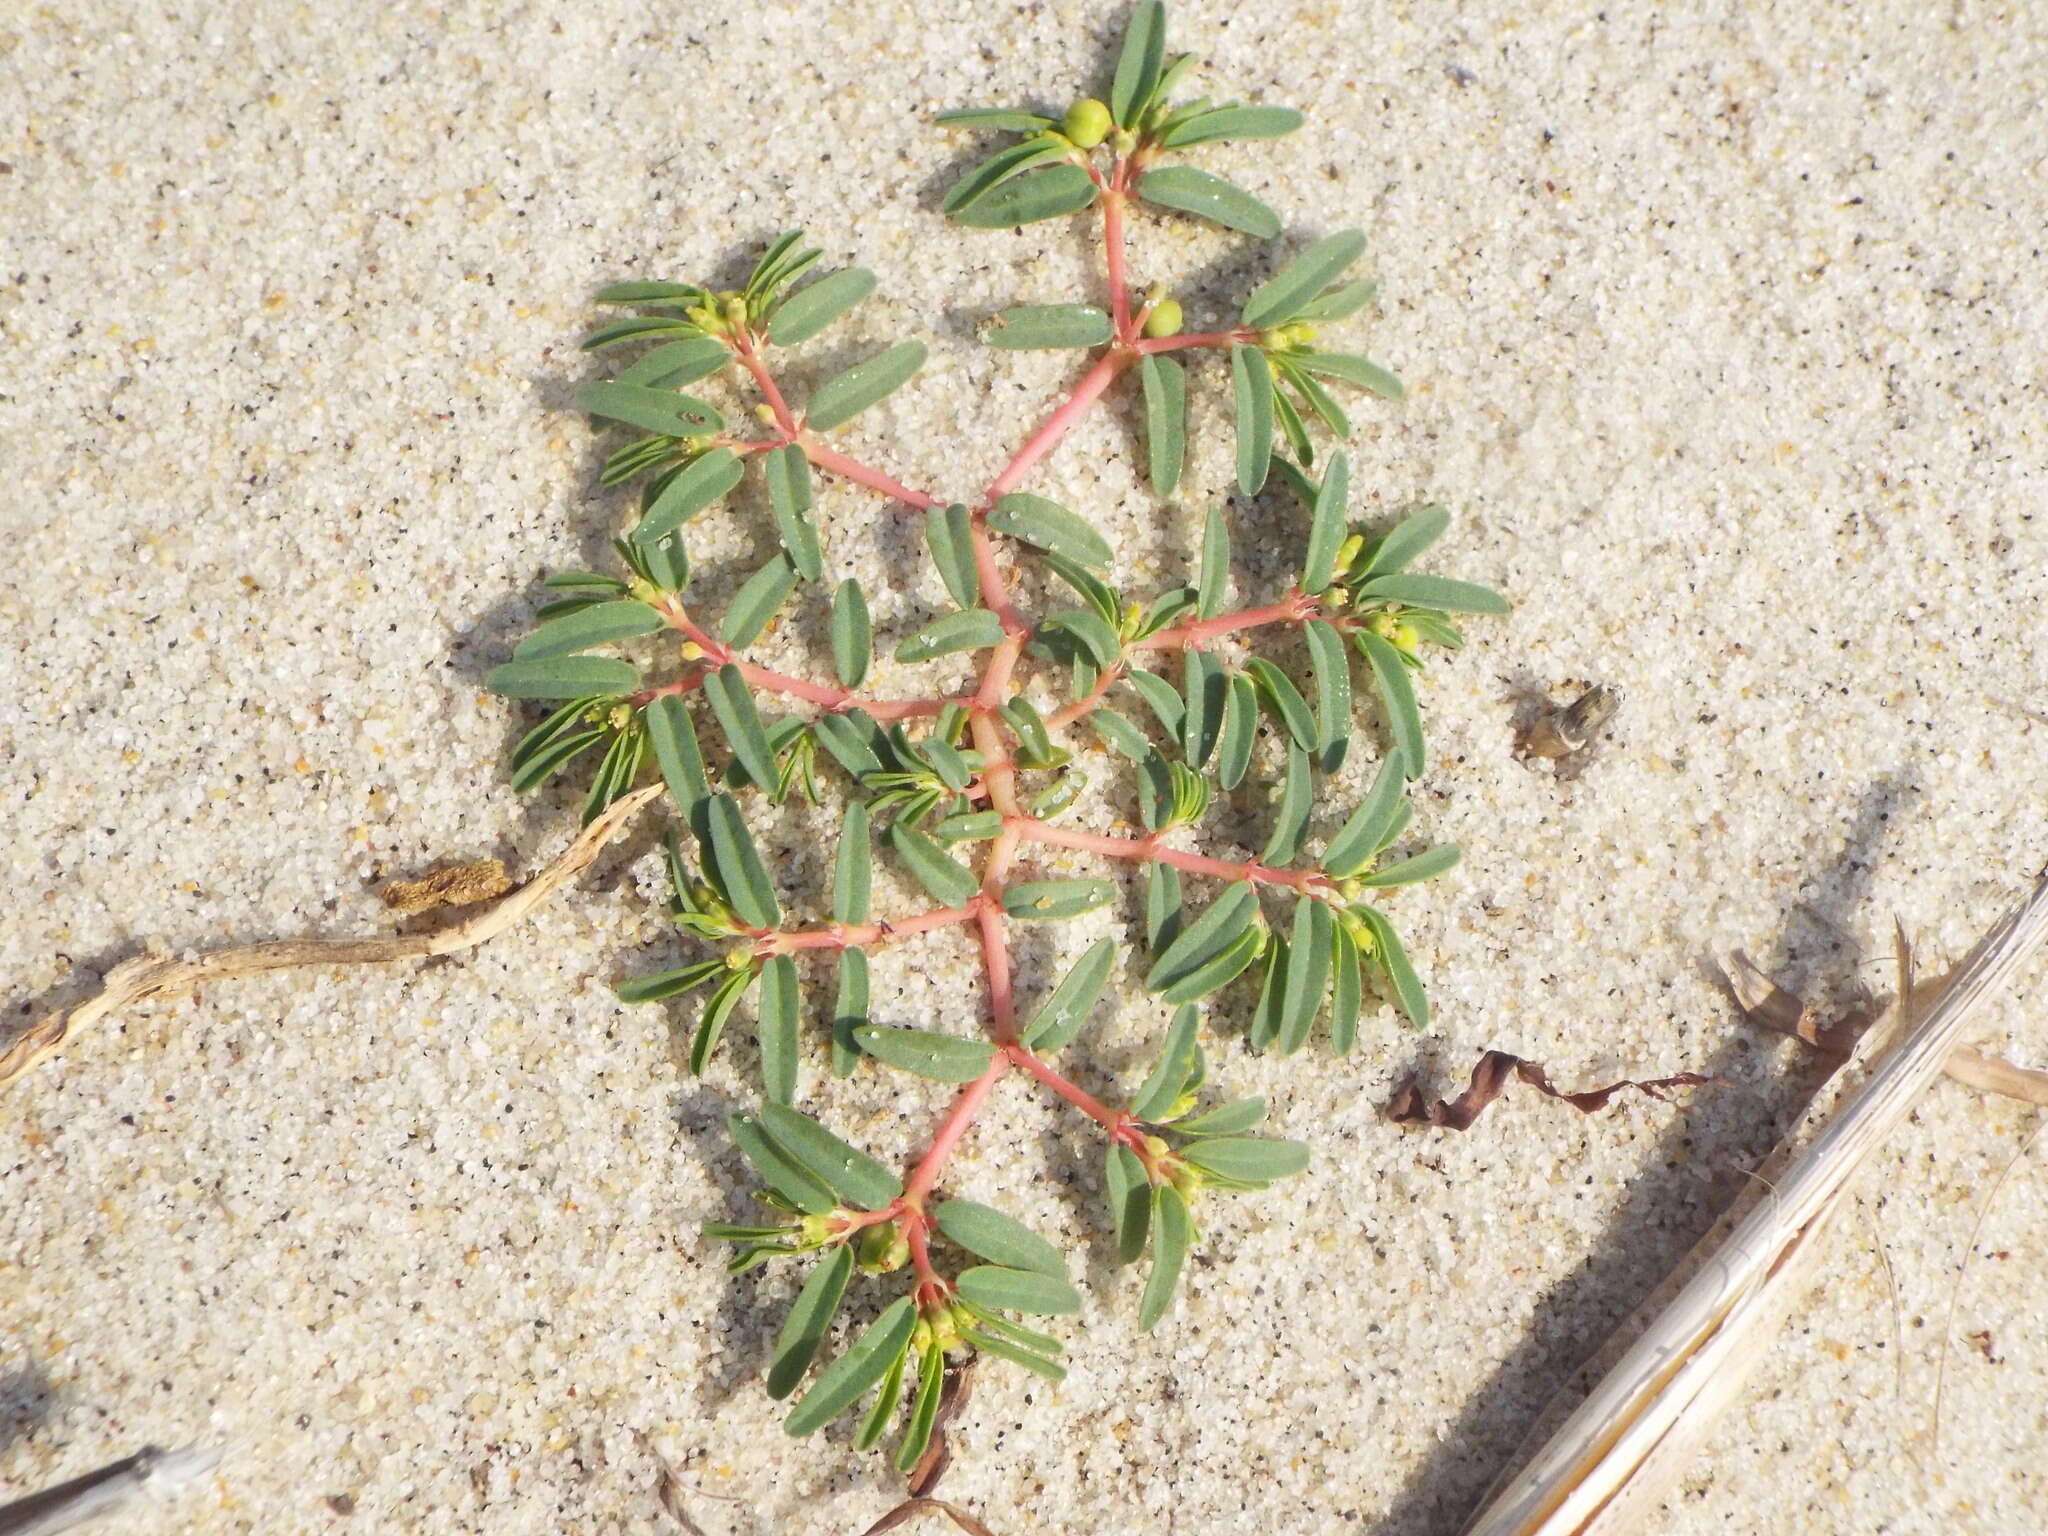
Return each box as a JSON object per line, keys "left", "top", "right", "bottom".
{"left": 379, "top": 857, "right": 512, "bottom": 914}
{"left": 1386, "top": 1050, "right": 1710, "bottom": 1131}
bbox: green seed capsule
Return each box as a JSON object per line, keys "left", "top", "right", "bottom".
{"left": 1143, "top": 299, "right": 1183, "bottom": 338}
{"left": 1063, "top": 98, "right": 1112, "bottom": 149}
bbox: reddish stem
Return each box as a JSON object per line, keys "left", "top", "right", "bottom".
{"left": 984, "top": 349, "right": 1132, "bottom": 504}
{"left": 903, "top": 1059, "right": 1011, "bottom": 1206}
{"left": 803, "top": 439, "right": 939, "bottom": 511}
{"left": 1134, "top": 329, "right": 1256, "bottom": 355}
{"left": 1013, "top": 818, "right": 1334, "bottom": 894}
{"left": 733, "top": 331, "right": 799, "bottom": 437}
{"left": 1103, "top": 166, "right": 1134, "bottom": 342}
{"left": 757, "top": 902, "right": 981, "bottom": 956}
{"left": 1131, "top": 592, "right": 1320, "bottom": 653}
{"left": 1045, "top": 662, "right": 1125, "bottom": 729}
{"left": 1005, "top": 1043, "right": 1129, "bottom": 1137}
{"left": 660, "top": 605, "right": 962, "bottom": 720}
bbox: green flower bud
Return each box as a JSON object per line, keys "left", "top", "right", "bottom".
{"left": 1063, "top": 98, "right": 1112, "bottom": 149}
{"left": 855, "top": 1221, "right": 909, "bottom": 1273}
{"left": 1143, "top": 298, "right": 1183, "bottom": 338}
{"left": 1335, "top": 532, "right": 1365, "bottom": 571}
{"left": 721, "top": 293, "right": 748, "bottom": 330}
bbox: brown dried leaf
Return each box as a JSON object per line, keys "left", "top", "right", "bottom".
{"left": 907, "top": 1356, "right": 974, "bottom": 1498}
{"left": 861, "top": 1498, "right": 998, "bottom": 1536}
{"left": 1723, "top": 950, "right": 1871, "bottom": 1054}
{"left": 380, "top": 858, "right": 512, "bottom": 913}
{"left": 1386, "top": 1050, "right": 1709, "bottom": 1131}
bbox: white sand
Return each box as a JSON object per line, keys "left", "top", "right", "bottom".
{"left": 4, "top": 3, "right": 2046, "bottom": 1532}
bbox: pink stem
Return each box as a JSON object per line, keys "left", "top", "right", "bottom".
{"left": 802, "top": 439, "right": 939, "bottom": 511}
{"left": 1103, "top": 168, "right": 1134, "bottom": 342}
{"left": 1130, "top": 592, "right": 1320, "bottom": 653}
{"left": 1005, "top": 1043, "right": 1129, "bottom": 1136}
{"left": 733, "top": 332, "right": 799, "bottom": 437}
{"left": 1134, "top": 329, "right": 1256, "bottom": 355}
{"left": 758, "top": 902, "right": 982, "bottom": 956}
{"left": 903, "top": 1058, "right": 1011, "bottom": 1206}
{"left": 969, "top": 516, "right": 1028, "bottom": 635}
{"left": 662, "top": 606, "right": 962, "bottom": 720}
{"left": 1045, "top": 663, "right": 1125, "bottom": 729}
{"left": 1013, "top": 818, "right": 1333, "bottom": 894}
{"left": 984, "top": 350, "right": 1132, "bottom": 503}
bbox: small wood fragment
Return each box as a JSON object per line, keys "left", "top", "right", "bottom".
{"left": 380, "top": 858, "right": 512, "bottom": 914}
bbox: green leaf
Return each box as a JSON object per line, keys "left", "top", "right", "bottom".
{"left": 1248, "top": 930, "right": 1287, "bottom": 1051}
{"left": 1358, "top": 630, "right": 1425, "bottom": 778}
{"left": 1242, "top": 230, "right": 1368, "bottom": 329}
{"left": 923, "top": 503, "right": 981, "bottom": 610}
{"left": 590, "top": 279, "right": 703, "bottom": 305}
{"left": 829, "top": 579, "right": 873, "bottom": 690}
{"left": 575, "top": 381, "right": 724, "bottom": 438}
{"left": 637, "top": 448, "right": 743, "bottom": 544}
{"left": 1137, "top": 166, "right": 1281, "bottom": 238}
{"left": 1126, "top": 668, "right": 1184, "bottom": 738}
{"left": 1181, "top": 1136, "right": 1310, "bottom": 1184}
{"left": 1157, "top": 926, "right": 1261, "bottom": 1005}
{"left": 851, "top": 1025, "right": 997, "bottom": 1082}
{"left": 1213, "top": 670, "right": 1256, "bottom": 792}
{"left": 759, "top": 1103, "right": 903, "bottom": 1209}
{"left": 989, "top": 493, "right": 1114, "bottom": 568}
{"left": 895, "top": 608, "right": 1005, "bottom": 663}
{"left": 959, "top": 1327, "right": 1068, "bottom": 1382}
{"left": 720, "top": 552, "right": 799, "bottom": 647}
{"left": 703, "top": 665, "right": 779, "bottom": 794}
{"left": 1181, "top": 649, "right": 1224, "bottom": 767}
{"left": 806, "top": 341, "right": 927, "bottom": 431}
{"left": 507, "top": 725, "right": 603, "bottom": 792}
{"left": 1290, "top": 351, "right": 1403, "bottom": 399}
{"left": 1278, "top": 899, "right": 1333, "bottom": 1054}
{"left": 894, "top": 1340, "right": 946, "bottom": 1474}
{"left": 636, "top": 528, "right": 690, "bottom": 595}
{"left": 1158, "top": 104, "right": 1304, "bottom": 147}
{"left": 697, "top": 791, "right": 780, "bottom": 929}
{"left": 1003, "top": 879, "right": 1115, "bottom": 921}
{"left": 831, "top": 946, "right": 869, "bottom": 1077}
{"left": 756, "top": 953, "right": 800, "bottom": 1105}
{"left": 615, "top": 958, "right": 727, "bottom": 1005}
{"left": 1175, "top": 1096, "right": 1268, "bottom": 1136}
{"left": 1329, "top": 917, "right": 1363, "bottom": 1054}
{"left": 854, "top": 1338, "right": 910, "bottom": 1452}
{"left": 690, "top": 964, "right": 755, "bottom": 1076}
{"left": 823, "top": 804, "right": 872, "bottom": 928}
{"left": 729, "top": 1112, "right": 835, "bottom": 1215}
{"left": 1146, "top": 862, "right": 1183, "bottom": 954}
{"left": 1131, "top": 1004, "right": 1201, "bottom": 1121}
{"left": 1106, "top": 1145, "right": 1151, "bottom": 1266}
{"left": 766, "top": 1245, "right": 854, "bottom": 1399}
{"left": 1356, "top": 573, "right": 1511, "bottom": 615}
{"left": 579, "top": 723, "right": 648, "bottom": 825}
{"left": 616, "top": 336, "right": 730, "bottom": 388}
{"left": 784, "top": 1296, "right": 917, "bottom": 1437}
{"left": 1145, "top": 882, "right": 1259, "bottom": 994}
{"left": 1083, "top": 707, "right": 1144, "bottom": 762}
{"left": 1302, "top": 451, "right": 1350, "bottom": 594}
{"left": 1363, "top": 505, "right": 1452, "bottom": 577}
{"left": 762, "top": 445, "right": 823, "bottom": 582}
{"left": 1019, "top": 938, "right": 1117, "bottom": 1052}
{"left": 1244, "top": 658, "right": 1317, "bottom": 752}
{"left": 813, "top": 711, "right": 885, "bottom": 778}
{"left": 1356, "top": 843, "right": 1462, "bottom": 888}
{"left": 935, "top": 106, "right": 1058, "bottom": 133}
{"left": 1139, "top": 1185, "right": 1192, "bottom": 1330}
{"left": 1290, "top": 277, "right": 1379, "bottom": 324}
{"left": 1139, "top": 354, "right": 1186, "bottom": 496}
{"left": 954, "top": 1266, "right": 1082, "bottom": 1317}
{"left": 889, "top": 824, "right": 981, "bottom": 908}
{"left": 767, "top": 267, "right": 877, "bottom": 346}
{"left": 1261, "top": 742, "right": 1312, "bottom": 865}
{"left": 486, "top": 655, "right": 638, "bottom": 700}
{"left": 1272, "top": 385, "right": 1312, "bottom": 466}
{"left": 986, "top": 303, "right": 1113, "bottom": 349}
{"left": 1355, "top": 905, "right": 1427, "bottom": 1027}
{"left": 1197, "top": 506, "right": 1230, "bottom": 619}
{"left": 952, "top": 164, "right": 1098, "bottom": 227}
{"left": 935, "top": 810, "right": 1003, "bottom": 842}
{"left": 1231, "top": 345, "right": 1275, "bottom": 493}
{"left": 1305, "top": 619, "right": 1352, "bottom": 773}
{"left": 1321, "top": 756, "right": 1407, "bottom": 877}
{"left": 999, "top": 697, "right": 1061, "bottom": 769}
{"left": 583, "top": 316, "right": 701, "bottom": 351}
{"left": 934, "top": 1201, "right": 1066, "bottom": 1278}
{"left": 943, "top": 139, "right": 1071, "bottom": 214}
{"left": 1111, "top": 0, "right": 1167, "bottom": 126}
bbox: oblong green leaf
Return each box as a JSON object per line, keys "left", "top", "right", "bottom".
{"left": 934, "top": 1200, "right": 1066, "bottom": 1278}
{"left": 959, "top": 1327, "right": 1068, "bottom": 1382}
{"left": 576, "top": 381, "right": 725, "bottom": 437}
{"left": 1363, "top": 505, "right": 1452, "bottom": 577}
{"left": 766, "top": 1245, "right": 854, "bottom": 1399}
{"left": 986, "top": 303, "right": 1113, "bottom": 349}
{"left": 833, "top": 802, "right": 873, "bottom": 924}
{"left": 1157, "top": 926, "right": 1261, "bottom": 1005}
{"left": 703, "top": 665, "right": 779, "bottom": 794}
{"left": 1302, "top": 451, "right": 1350, "bottom": 594}
{"left": 1355, "top": 904, "right": 1427, "bottom": 1027}
{"left": 690, "top": 966, "right": 754, "bottom": 1076}
{"left": 1138, "top": 1185, "right": 1192, "bottom": 1331}
{"left": 1358, "top": 630, "right": 1425, "bottom": 778}
{"left": 1290, "top": 351, "right": 1403, "bottom": 399}
{"left": 1244, "top": 657, "right": 1316, "bottom": 752}
{"left": 509, "top": 727, "right": 603, "bottom": 792}
{"left": 1131, "top": 1004, "right": 1201, "bottom": 1121}
{"left": 1356, "top": 843, "right": 1462, "bottom": 888}
{"left": 831, "top": 946, "right": 870, "bottom": 1078}
{"left": 1181, "top": 649, "right": 1224, "bottom": 766}
{"left": 830, "top": 579, "right": 873, "bottom": 689}
{"left": 1291, "top": 277, "right": 1379, "bottom": 324}
{"left": 1158, "top": 104, "right": 1304, "bottom": 147}
{"left": 768, "top": 267, "right": 877, "bottom": 346}
{"left": 935, "top": 810, "right": 1004, "bottom": 842}
{"left": 1216, "top": 670, "right": 1257, "bottom": 791}
{"left": 1197, "top": 506, "right": 1230, "bottom": 619}
{"left": 989, "top": 494, "right": 1114, "bottom": 569}
{"left": 1329, "top": 916, "right": 1363, "bottom": 1054}
{"left": 1039, "top": 609, "right": 1122, "bottom": 670}
{"left": 1127, "top": 668, "right": 1184, "bottom": 737}
{"left": 1248, "top": 931, "right": 1287, "bottom": 1051}
{"left": 1357, "top": 573, "right": 1511, "bottom": 615}
{"left": 617, "top": 336, "right": 730, "bottom": 389}
{"left": 757, "top": 953, "right": 800, "bottom": 1105}
{"left": 1146, "top": 862, "right": 1183, "bottom": 954}
{"left": 935, "top": 106, "right": 1058, "bottom": 133}
{"left": 1231, "top": 345, "right": 1274, "bottom": 493}
{"left": 615, "top": 958, "right": 727, "bottom": 1006}
{"left": 1174, "top": 1096, "right": 1269, "bottom": 1137}
{"left": 1242, "top": 230, "right": 1368, "bottom": 329}
{"left": 1305, "top": 619, "right": 1352, "bottom": 772}
{"left": 1145, "top": 882, "right": 1259, "bottom": 994}
{"left": 814, "top": 710, "right": 884, "bottom": 778}
{"left": 1020, "top": 938, "right": 1117, "bottom": 1053}
{"left": 943, "top": 139, "right": 1070, "bottom": 215}
{"left": 487, "top": 655, "right": 638, "bottom": 700}
{"left": 730, "top": 1112, "right": 834, "bottom": 1215}
{"left": 1089, "top": 706, "right": 1150, "bottom": 762}
{"left": 699, "top": 790, "right": 780, "bottom": 929}
{"left": 1106, "top": 1144, "right": 1151, "bottom": 1266}
{"left": 515, "top": 599, "right": 662, "bottom": 661}
{"left": 924, "top": 503, "right": 981, "bottom": 610}
{"left": 1138, "top": 166, "right": 1280, "bottom": 238}
{"left": 1278, "top": 898, "right": 1333, "bottom": 1055}
{"left": 954, "top": 1265, "right": 1082, "bottom": 1317}
{"left": 1002, "top": 879, "right": 1115, "bottom": 921}
{"left": 644, "top": 696, "right": 709, "bottom": 813}
{"left": 1321, "top": 757, "right": 1407, "bottom": 877}
{"left": 763, "top": 445, "right": 823, "bottom": 581}
{"left": 637, "top": 448, "right": 743, "bottom": 544}
{"left": 806, "top": 341, "right": 927, "bottom": 432}
{"left": 851, "top": 1025, "right": 997, "bottom": 1082}
{"left": 894, "top": 1339, "right": 946, "bottom": 1473}
{"left": 1111, "top": 0, "right": 1166, "bottom": 127}
{"left": 854, "top": 1334, "right": 910, "bottom": 1451}
{"left": 721, "top": 555, "right": 799, "bottom": 649}
{"left": 889, "top": 824, "right": 980, "bottom": 908}
{"left": 784, "top": 1296, "right": 917, "bottom": 1437}
{"left": 895, "top": 607, "right": 1005, "bottom": 663}
{"left": 1181, "top": 1136, "right": 1310, "bottom": 1184}
{"left": 759, "top": 1103, "right": 904, "bottom": 1209}
{"left": 1261, "top": 742, "right": 1312, "bottom": 866}
{"left": 952, "top": 164, "right": 1098, "bottom": 227}
{"left": 1139, "top": 354, "right": 1186, "bottom": 496}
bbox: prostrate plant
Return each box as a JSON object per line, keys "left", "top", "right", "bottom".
{"left": 488, "top": 1, "right": 1506, "bottom": 1472}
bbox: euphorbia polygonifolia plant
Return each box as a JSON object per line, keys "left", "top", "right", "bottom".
{"left": 487, "top": 1, "right": 1507, "bottom": 1472}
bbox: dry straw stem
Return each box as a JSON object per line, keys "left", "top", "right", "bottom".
{"left": 1462, "top": 873, "right": 2048, "bottom": 1536}
{"left": 0, "top": 784, "right": 663, "bottom": 1091}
